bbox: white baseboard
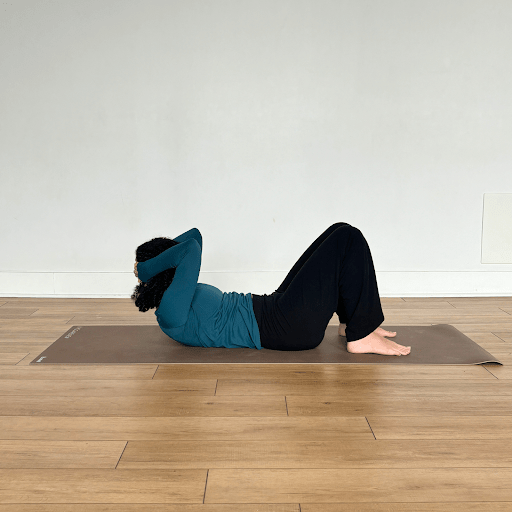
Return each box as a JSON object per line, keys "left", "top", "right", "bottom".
{"left": 0, "top": 271, "right": 511, "bottom": 298}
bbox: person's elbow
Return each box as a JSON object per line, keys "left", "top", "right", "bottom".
{"left": 186, "top": 237, "right": 201, "bottom": 254}
{"left": 191, "top": 228, "right": 203, "bottom": 249}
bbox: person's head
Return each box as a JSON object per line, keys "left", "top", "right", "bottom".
{"left": 131, "top": 237, "right": 179, "bottom": 312}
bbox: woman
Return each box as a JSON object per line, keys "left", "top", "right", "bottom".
{"left": 131, "top": 223, "right": 411, "bottom": 356}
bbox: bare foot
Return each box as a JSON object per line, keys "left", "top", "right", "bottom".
{"left": 375, "top": 326, "right": 397, "bottom": 338}
{"left": 347, "top": 330, "right": 411, "bottom": 356}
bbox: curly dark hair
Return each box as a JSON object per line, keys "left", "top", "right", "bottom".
{"left": 131, "top": 237, "right": 179, "bottom": 312}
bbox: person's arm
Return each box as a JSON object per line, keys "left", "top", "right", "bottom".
{"left": 134, "top": 228, "right": 202, "bottom": 280}
{"left": 173, "top": 228, "right": 202, "bottom": 251}
{"left": 137, "top": 238, "right": 201, "bottom": 327}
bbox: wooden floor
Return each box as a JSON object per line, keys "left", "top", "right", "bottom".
{"left": 0, "top": 297, "right": 511, "bottom": 511}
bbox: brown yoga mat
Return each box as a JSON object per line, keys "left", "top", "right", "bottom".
{"left": 30, "top": 324, "right": 502, "bottom": 365}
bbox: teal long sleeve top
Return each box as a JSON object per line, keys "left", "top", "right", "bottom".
{"left": 136, "top": 228, "right": 261, "bottom": 350}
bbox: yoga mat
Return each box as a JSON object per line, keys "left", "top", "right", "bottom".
{"left": 30, "top": 324, "right": 502, "bottom": 365}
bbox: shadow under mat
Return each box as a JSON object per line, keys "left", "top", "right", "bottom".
{"left": 30, "top": 324, "right": 502, "bottom": 365}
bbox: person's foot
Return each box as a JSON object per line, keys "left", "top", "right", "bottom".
{"left": 346, "top": 329, "right": 411, "bottom": 356}
{"left": 375, "top": 326, "right": 397, "bottom": 338}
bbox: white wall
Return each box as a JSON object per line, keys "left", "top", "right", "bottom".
{"left": 1, "top": 0, "right": 511, "bottom": 298}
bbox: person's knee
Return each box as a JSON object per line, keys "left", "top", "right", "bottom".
{"left": 333, "top": 223, "right": 360, "bottom": 238}
{"left": 332, "top": 222, "right": 362, "bottom": 233}
{"left": 341, "top": 224, "right": 364, "bottom": 237}
{"left": 330, "top": 222, "right": 350, "bottom": 230}
{"left": 348, "top": 226, "right": 367, "bottom": 247}
{"left": 332, "top": 224, "right": 367, "bottom": 248}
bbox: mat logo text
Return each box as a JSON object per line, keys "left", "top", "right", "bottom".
{"left": 65, "top": 327, "right": 82, "bottom": 339}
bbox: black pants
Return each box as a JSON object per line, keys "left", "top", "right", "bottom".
{"left": 251, "top": 222, "right": 385, "bottom": 350}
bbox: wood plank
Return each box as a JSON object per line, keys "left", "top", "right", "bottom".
{"left": 0, "top": 365, "right": 158, "bottom": 380}
{"left": 0, "top": 395, "right": 287, "bottom": 417}
{"left": 2, "top": 378, "right": 510, "bottom": 398}
{"left": 205, "top": 468, "right": 512, "bottom": 503}
{"left": 477, "top": 345, "right": 512, "bottom": 355}
{"left": 0, "top": 469, "right": 206, "bottom": 503}
{"left": 31, "top": 310, "right": 152, "bottom": 318}
{"left": 0, "top": 505, "right": 509, "bottom": 512}
{"left": 0, "top": 379, "right": 217, "bottom": 396}
{"left": 302, "top": 504, "right": 512, "bottom": 512}
{"left": 0, "top": 336, "right": 60, "bottom": 343}
{"left": 0, "top": 328, "right": 73, "bottom": 339}
{"left": 286, "top": 395, "right": 512, "bottom": 416}
{"left": 402, "top": 297, "right": 459, "bottom": 302}
{"left": 153, "top": 364, "right": 494, "bottom": 381}
{"left": 494, "top": 332, "right": 512, "bottom": 342}
{"left": 1, "top": 298, "right": 133, "bottom": 305}
{"left": 384, "top": 307, "right": 509, "bottom": 316}
{"left": 448, "top": 298, "right": 512, "bottom": 307}
{"left": 367, "top": 415, "right": 512, "bottom": 439}
{"left": 215, "top": 379, "right": 512, "bottom": 397}
{"left": 0, "top": 504, "right": 299, "bottom": 512}
{"left": 117, "top": 439, "right": 512, "bottom": 469}
{"left": 0, "top": 329, "right": 71, "bottom": 338}
{"left": 382, "top": 302, "right": 456, "bottom": 309}
{"left": 0, "top": 308, "right": 38, "bottom": 318}
{"left": 381, "top": 310, "right": 512, "bottom": 323}
{"left": 0, "top": 353, "right": 29, "bottom": 365}
{"left": 1, "top": 331, "right": 70, "bottom": 341}
{"left": 1, "top": 304, "right": 142, "bottom": 313}
{"left": 0, "top": 301, "right": 135, "bottom": 306}
{"left": 0, "top": 318, "right": 76, "bottom": 327}
{"left": 452, "top": 306, "right": 512, "bottom": 313}
{"left": 0, "top": 441, "right": 126, "bottom": 468}
{"left": 0, "top": 342, "right": 52, "bottom": 352}
{"left": 473, "top": 347, "right": 511, "bottom": 356}
{"left": 404, "top": 296, "right": 512, "bottom": 303}
{"left": 15, "top": 353, "right": 38, "bottom": 366}
{"left": 32, "top": 307, "right": 148, "bottom": 313}
{"left": 481, "top": 364, "right": 512, "bottom": 379}
{"left": 463, "top": 332, "right": 508, "bottom": 343}
{"left": 0, "top": 416, "right": 372, "bottom": 441}
{"left": 334, "top": 302, "right": 507, "bottom": 316}
{"left": 450, "top": 323, "right": 512, "bottom": 332}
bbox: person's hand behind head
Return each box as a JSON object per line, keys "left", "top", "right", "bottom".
{"left": 134, "top": 261, "right": 141, "bottom": 283}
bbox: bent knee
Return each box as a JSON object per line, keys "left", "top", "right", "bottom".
{"left": 333, "top": 223, "right": 361, "bottom": 236}
{"left": 331, "top": 222, "right": 351, "bottom": 230}
{"left": 332, "top": 224, "right": 367, "bottom": 247}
